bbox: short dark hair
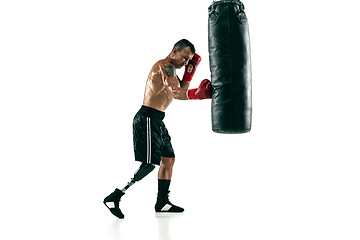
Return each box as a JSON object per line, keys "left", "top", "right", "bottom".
{"left": 173, "top": 39, "right": 195, "bottom": 54}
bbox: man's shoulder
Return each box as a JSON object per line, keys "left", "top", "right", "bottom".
{"left": 152, "top": 60, "right": 175, "bottom": 77}
{"left": 148, "top": 61, "right": 165, "bottom": 85}
{"left": 161, "top": 62, "right": 176, "bottom": 78}
{"left": 154, "top": 59, "right": 170, "bottom": 69}
{"left": 151, "top": 60, "right": 165, "bottom": 74}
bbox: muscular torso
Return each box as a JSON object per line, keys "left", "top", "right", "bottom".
{"left": 142, "top": 60, "right": 180, "bottom": 112}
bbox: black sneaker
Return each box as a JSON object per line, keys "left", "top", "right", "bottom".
{"left": 103, "top": 188, "right": 125, "bottom": 219}
{"left": 155, "top": 191, "right": 184, "bottom": 213}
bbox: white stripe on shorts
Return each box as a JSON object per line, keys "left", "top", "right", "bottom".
{"left": 146, "top": 117, "right": 151, "bottom": 164}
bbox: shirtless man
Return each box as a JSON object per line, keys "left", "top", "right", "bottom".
{"left": 103, "top": 39, "right": 212, "bottom": 219}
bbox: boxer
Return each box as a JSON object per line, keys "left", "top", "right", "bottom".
{"left": 104, "top": 39, "right": 212, "bottom": 219}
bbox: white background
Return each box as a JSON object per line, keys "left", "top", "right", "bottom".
{"left": 1, "top": 0, "right": 359, "bottom": 239}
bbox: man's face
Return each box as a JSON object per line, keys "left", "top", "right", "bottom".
{"left": 171, "top": 46, "right": 194, "bottom": 69}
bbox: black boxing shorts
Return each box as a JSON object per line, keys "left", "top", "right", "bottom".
{"left": 133, "top": 105, "right": 175, "bottom": 165}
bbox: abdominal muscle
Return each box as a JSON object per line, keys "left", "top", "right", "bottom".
{"left": 143, "top": 87, "right": 173, "bottom": 112}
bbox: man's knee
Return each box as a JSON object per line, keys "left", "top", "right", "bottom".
{"left": 161, "top": 157, "right": 175, "bottom": 167}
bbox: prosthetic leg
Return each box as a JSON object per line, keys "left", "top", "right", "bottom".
{"left": 103, "top": 163, "right": 155, "bottom": 219}
{"left": 121, "top": 163, "right": 155, "bottom": 191}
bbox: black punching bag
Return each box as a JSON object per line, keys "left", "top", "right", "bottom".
{"left": 208, "top": 0, "right": 252, "bottom": 134}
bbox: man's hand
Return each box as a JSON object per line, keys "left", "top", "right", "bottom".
{"left": 183, "top": 53, "right": 201, "bottom": 82}
{"left": 187, "top": 79, "right": 213, "bottom": 100}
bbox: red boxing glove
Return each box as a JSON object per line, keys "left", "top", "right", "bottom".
{"left": 183, "top": 53, "right": 201, "bottom": 82}
{"left": 187, "top": 79, "right": 213, "bottom": 100}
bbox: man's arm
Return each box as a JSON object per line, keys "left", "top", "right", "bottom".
{"left": 176, "top": 75, "right": 190, "bottom": 90}
{"left": 180, "top": 79, "right": 190, "bottom": 89}
{"left": 160, "top": 64, "right": 189, "bottom": 100}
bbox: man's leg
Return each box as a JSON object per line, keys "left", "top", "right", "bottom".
{"left": 155, "top": 157, "right": 184, "bottom": 212}
{"left": 158, "top": 157, "right": 175, "bottom": 180}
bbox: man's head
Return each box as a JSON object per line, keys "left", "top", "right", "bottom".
{"left": 170, "top": 39, "right": 195, "bottom": 69}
